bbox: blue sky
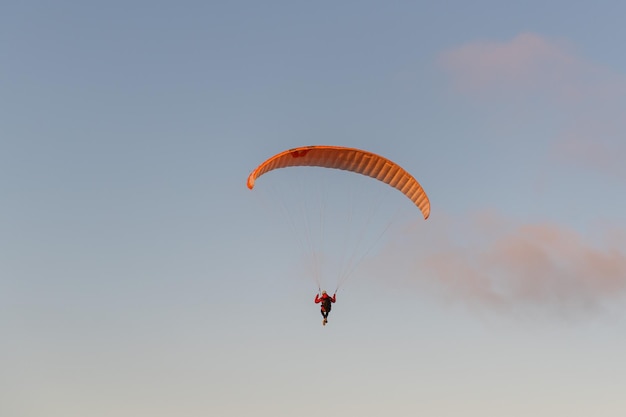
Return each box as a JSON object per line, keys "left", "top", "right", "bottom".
{"left": 3, "top": 1, "right": 626, "bottom": 416}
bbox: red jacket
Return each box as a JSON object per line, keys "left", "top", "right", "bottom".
{"left": 315, "top": 293, "right": 336, "bottom": 304}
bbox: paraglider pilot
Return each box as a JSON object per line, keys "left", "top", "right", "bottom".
{"left": 315, "top": 290, "right": 336, "bottom": 326}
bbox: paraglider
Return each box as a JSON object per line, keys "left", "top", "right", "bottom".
{"left": 314, "top": 290, "right": 336, "bottom": 326}
{"left": 247, "top": 145, "right": 430, "bottom": 325}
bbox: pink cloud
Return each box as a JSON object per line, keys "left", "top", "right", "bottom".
{"left": 552, "top": 123, "right": 626, "bottom": 180}
{"left": 438, "top": 32, "right": 626, "bottom": 102}
{"left": 373, "top": 212, "right": 626, "bottom": 315}
{"left": 439, "top": 33, "right": 626, "bottom": 182}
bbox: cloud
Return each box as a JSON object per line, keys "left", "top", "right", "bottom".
{"left": 423, "top": 35, "right": 626, "bottom": 314}
{"left": 439, "top": 32, "right": 626, "bottom": 182}
{"left": 552, "top": 134, "right": 626, "bottom": 180}
{"left": 550, "top": 115, "right": 626, "bottom": 181}
{"left": 372, "top": 212, "right": 626, "bottom": 316}
{"left": 438, "top": 32, "right": 626, "bottom": 102}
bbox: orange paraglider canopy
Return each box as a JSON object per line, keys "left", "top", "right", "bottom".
{"left": 247, "top": 145, "right": 430, "bottom": 219}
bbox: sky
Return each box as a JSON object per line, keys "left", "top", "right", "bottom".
{"left": 2, "top": 1, "right": 626, "bottom": 416}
